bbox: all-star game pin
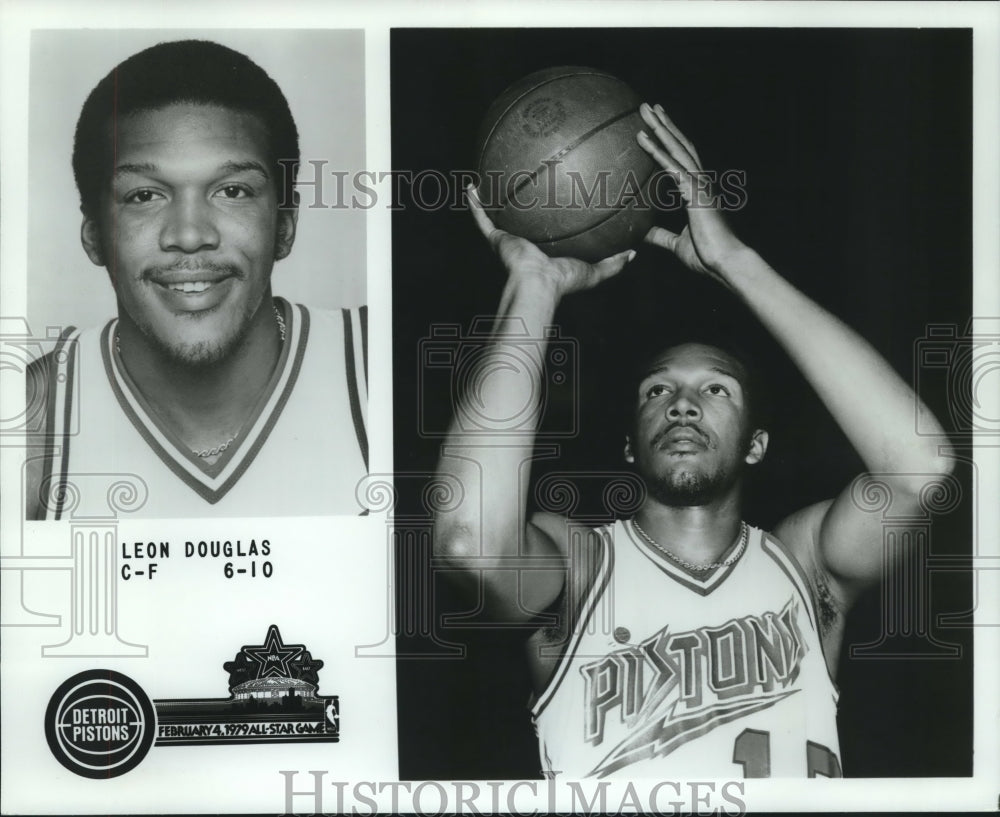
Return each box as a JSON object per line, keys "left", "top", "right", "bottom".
{"left": 155, "top": 624, "right": 339, "bottom": 745}
{"left": 45, "top": 626, "right": 339, "bottom": 777}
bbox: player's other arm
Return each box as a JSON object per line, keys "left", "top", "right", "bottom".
{"left": 716, "top": 239, "right": 952, "bottom": 597}
{"left": 748, "top": 270, "right": 953, "bottom": 608}
{"left": 433, "top": 188, "right": 633, "bottom": 621}
{"left": 637, "top": 103, "right": 954, "bottom": 607}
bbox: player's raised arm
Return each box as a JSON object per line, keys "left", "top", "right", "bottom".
{"left": 432, "top": 187, "right": 633, "bottom": 619}
{"left": 636, "top": 102, "right": 954, "bottom": 604}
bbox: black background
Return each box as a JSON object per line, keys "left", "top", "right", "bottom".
{"left": 391, "top": 28, "right": 973, "bottom": 780}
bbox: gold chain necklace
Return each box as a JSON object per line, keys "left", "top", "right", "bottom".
{"left": 631, "top": 518, "right": 748, "bottom": 572}
{"left": 193, "top": 435, "right": 237, "bottom": 459}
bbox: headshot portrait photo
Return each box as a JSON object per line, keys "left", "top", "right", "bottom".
{"left": 22, "top": 28, "right": 368, "bottom": 520}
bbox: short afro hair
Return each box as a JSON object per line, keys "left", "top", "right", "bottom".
{"left": 623, "top": 336, "right": 772, "bottom": 438}
{"left": 72, "top": 39, "right": 300, "bottom": 219}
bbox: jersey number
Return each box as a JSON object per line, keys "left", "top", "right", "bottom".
{"left": 732, "top": 728, "right": 842, "bottom": 778}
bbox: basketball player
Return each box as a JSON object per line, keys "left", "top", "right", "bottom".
{"left": 433, "top": 102, "right": 954, "bottom": 777}
{"left": 24, "top": 41, "right": 368, "bottom": 519}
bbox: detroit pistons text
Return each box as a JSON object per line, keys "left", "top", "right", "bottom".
{"left": 66, "top": 706, "right": 133, "bottom": 743}
{"left": 119, "top": 539, "right": 273, "bottom": 581}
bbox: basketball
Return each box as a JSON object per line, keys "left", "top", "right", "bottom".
{"left": 475, "top": 67, "right": 658, "bottom": 263}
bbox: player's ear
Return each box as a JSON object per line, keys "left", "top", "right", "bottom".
{"left": 81, "top": 217, "right": 105, "bottom": 267}
{"left": 624, "top": 435, "right": 635, "bottom": 464}
{"left": 274, "top": 207, "right": 298, "bottom": 261}
{"left": 745, "top": 428, "right": 769, "bottom": 466}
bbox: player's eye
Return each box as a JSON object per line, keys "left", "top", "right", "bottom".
{"left": 705, "top": 383, "right": 731, "bottom": 396}
{"left": 214, "top": 184, "right": 253, "bottom": 199}
{"left": 644, "top": 383, "right": 670, "bottom": 399}
{"left": 123, "top": 189, "right": 163, "bottom": 205}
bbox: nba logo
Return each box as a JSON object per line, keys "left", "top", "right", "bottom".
{"left": 324, "top": 698, "right": 340, "bottom": 735}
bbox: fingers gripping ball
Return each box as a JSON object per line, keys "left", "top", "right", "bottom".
{"left": 475, "top": 67, "right": 657, "bottom": 263}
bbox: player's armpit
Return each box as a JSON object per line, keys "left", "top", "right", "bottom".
{"left": 772, "top": 501, "right": 853, "bottom": 678}
{"left": 776, "top": 473, "right": 941, "bottom": 609}
{"left": 821, "top": 471, "right": 955, "bottom": 599}
{"left": 775, "top": 470, "right": 956, "bottom": 675}
{"left": 774, "top": 495, "right": 877, "bottom": 605}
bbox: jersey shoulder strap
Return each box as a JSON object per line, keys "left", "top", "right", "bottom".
{"left": 339, "top": 305, "right": 368, "bottom": 470}
{"left": 531, "top": 521, "right": 616, "bottom": 719}
{"left": 36, "top": 326, "right": 82, "bottom": 521}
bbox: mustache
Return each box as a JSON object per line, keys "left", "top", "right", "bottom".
{"left": 143, "top": 260, "right": 243, "bottom": 279}
{"left": 652, "top": 421, "right": 710, "bottom": 448}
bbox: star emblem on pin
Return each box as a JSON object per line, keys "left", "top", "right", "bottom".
{"left": 242, "top": 625, "right": 305, "bottom": 679}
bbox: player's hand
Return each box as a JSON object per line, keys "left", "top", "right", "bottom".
{"left": 467, "top": 184, "right": 635, "bottom": 298}
{"left": 636, "top": 103, "right": 748, "bottom": 283}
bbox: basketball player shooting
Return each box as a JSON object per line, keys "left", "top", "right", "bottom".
{"left": 24, "top": 41, "right": 368, "bottom": 519}
{"left": 434, "top": 102, "right": 954, "bottom": 778}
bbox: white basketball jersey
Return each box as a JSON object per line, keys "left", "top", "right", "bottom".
{"left": 37, "top": 299, "right": 367, "bottom": 518}
{"left": 532, "top": 519, "right": 841, "bottom": 779}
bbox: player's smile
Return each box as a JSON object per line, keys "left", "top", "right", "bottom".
{"left": 147, "top": 264, "right": 241, "bottom": 311}
{"left": 153, "top": 276, "right": 234, "bottom": 310}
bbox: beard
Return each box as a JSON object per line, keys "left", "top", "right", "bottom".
{"left": 645, "top": 465, "right": 734, "bottom": 507}
{"left": 138, "top": 307, "right": 257, "bottom": 368}
{"left": 633, "top": 422, "right": 755, "bottom": 508}
{"left": 152, "top": 335, "right": 235, "bottom": 367}
{"left": 123, "top": 282, "right": 267, "bottom": 370}
{"left": 123, "top": 259, "right": 265, "bottom": 368}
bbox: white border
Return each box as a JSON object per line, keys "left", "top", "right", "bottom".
{"left": 1, "top": 1, "right": 997, "bottom": 813}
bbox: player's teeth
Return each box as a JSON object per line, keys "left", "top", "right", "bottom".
{"left": 169, "top": 281, "right": 211, "bottom": 293}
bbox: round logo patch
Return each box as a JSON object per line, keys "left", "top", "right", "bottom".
{"left": 613, "top": 626, "right": 632, "bottom": 644}
{"left": 45, "top": 669, "right": 155, "bottom": 778}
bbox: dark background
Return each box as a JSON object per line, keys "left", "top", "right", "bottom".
{"left": 391, "top": 28, "right": 973, "bottom": 779}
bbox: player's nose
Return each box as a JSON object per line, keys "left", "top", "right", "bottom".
{"left": 666, "top": 388, "right": 701, "bottom": 420}
{"left": 159, "top": 193, "right": 221, "bottom": 253}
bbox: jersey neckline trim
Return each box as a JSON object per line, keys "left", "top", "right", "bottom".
{"left": 100, "top": 298, "right": 309, "bottom": 505}
{"left": 624, "top": 517, "right": 750, "bottom": 597}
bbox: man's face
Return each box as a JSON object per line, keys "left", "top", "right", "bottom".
{"left": 82, "top": 103, "right": 296, "bottom": 366}
{"left": 625, "top": 343, "right": 768, "bottom": 506}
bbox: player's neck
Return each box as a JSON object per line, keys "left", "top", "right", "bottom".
{"left": 114, "top": 297, "right": 284, "bottom": 453}
{"left": 633, "top": 493, "right": 744, "bottom": 566}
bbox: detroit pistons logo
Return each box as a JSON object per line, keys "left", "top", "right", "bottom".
{"left": 580, "top": 598, "right": 808, "bottom": 777}
{"left": 45, "top": 669, "right": 155, "bottom": 778}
